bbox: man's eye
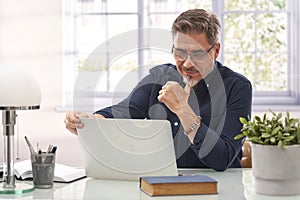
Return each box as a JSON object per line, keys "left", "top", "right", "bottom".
{"left": 193, "top": 52, "right": 206, "bottom": 57}
{"left": 175, "top": 50, "right": 187, "bottom": 55}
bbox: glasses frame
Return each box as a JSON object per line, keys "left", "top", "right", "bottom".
{"left": 172, "top": 44, "right": 216, "bottom": 62}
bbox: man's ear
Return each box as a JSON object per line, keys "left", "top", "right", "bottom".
{"left": 214, "top": 42, "right": 221, "bottom": 59}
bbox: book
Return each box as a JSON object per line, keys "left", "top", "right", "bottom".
{"left": 140, "top": 175, "right": 218, "bottom": 196}
{"left": 1, "top": 160, "right": 86, "bottom": 183}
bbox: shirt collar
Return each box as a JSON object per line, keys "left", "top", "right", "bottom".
{"left": 197, "top": 61, "right": 218, "bottom": 89}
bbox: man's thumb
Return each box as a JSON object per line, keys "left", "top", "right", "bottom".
{"left": 184, "top": 82, "right": 191, "bottom": 94}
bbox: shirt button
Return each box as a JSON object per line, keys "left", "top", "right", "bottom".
{"left": 174, "top": 122, "right": 178, "bottom": 126}
{"left": 207, "top": 83, "right": 209, "bottom": 88}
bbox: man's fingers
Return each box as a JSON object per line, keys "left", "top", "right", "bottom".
{"left": 165, "top": 81, "right": 176, "bottom": 86}
{"left": 65, "top": 118, "right": 83, "bottom": 128}
{"left": 184, "top": 82, "right": 191, "bottom": 99}
{"left": 184, "top": 82, "right": 191, "bottom": 92}
{"left": 75, "top": 112, "right": 94, "bottom": 119}
{"left": 65, "top": 111, "right": 84, "bottom": 128}
{"left": 66, "top": 111, "right": 78, "bottom": 123}
{"left": 65, "top": 111, "right": 91, "bottom": 135}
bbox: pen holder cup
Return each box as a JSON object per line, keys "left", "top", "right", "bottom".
{"left": 31, "top": 153, "right": 56, "bottom": 189}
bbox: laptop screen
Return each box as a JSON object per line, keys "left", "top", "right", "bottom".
{"left": 77, "top": 118, "right": 178, "bottom": 181}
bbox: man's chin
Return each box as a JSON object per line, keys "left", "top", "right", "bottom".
{"left": 183, "top": 76, "right": 199, "bottom": 87}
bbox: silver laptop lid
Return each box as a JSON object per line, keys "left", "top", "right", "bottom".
{"left": 77, "top": 118, "right": 178, "bottom": 181}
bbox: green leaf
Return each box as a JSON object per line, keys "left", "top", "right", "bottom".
{"left": 278, "top": 131, "right": 283, "bottom": 140}
{"left": 277, "top": 113, "right": 282, "bottom": 120}
{"left": 242, "top": 130, "right": 250, "bottom": 137}
{"left": 283, "top": 133, "right": 290, "bottom": 137}
{"left": 255, "top": 116, "right": 261, "bottom": 122}
{"left": 284, "top": 136, "right": 295, "bottom": 142}
{"left": 271, "top": 127, "right": 281, "bottom": 135}
{"left": 234, "top": 134, "right": 245, "bottom": 140}
{"left": 296, "top": 129, "right": 300, "bottom": 143}
{"left": 289, "top": 119, "right": 298, "bottom": 125}
{"left": 250, "top": 136, "right": 263, "bottom": 144}
{"left": 270, "top": 137, "right": 276, "bottom": 143}
{"left": 239, "top": 117, "right": 248, "bottom": 124}
{"left": 263, "top": 138, "right": 270, "bottom": 144}
{"left": 270, "top": 109, "right": 276, "bottom": 116}
{"left": 261, "top": 133, "right": 271, "bottom": 138}
{"left": 265, "top": 126, "right": 271, "bottom": 133}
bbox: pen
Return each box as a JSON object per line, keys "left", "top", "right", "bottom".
{"left": 47, "top": 144, "right": 53, "bottom": 153}
{"left": 38, "top": 147, "right": 42, "bottom": 155}
{"left": 24, "top": 136, "right": 36, "bottom": 154}
{"left": 50, "top": 146, "right": 57, "bottom": 154}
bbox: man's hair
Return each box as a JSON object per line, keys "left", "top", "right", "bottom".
{"left": 172, "top": 9, "right": 221, "bottom": 45}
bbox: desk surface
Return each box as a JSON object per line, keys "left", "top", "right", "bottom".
{"left": 1, "top": 168, "right": 300, "bottom": 199}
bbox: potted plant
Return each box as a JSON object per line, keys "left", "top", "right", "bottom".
{"left": 235, "top": 110, "right": 300, "bottom": 195}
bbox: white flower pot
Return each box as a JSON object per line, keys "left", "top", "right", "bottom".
{"left": 252, "top": 143, "right": 300, "bottom": 195}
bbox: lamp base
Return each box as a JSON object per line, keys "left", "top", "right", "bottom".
{"left": 0, "top": 182, "right": 34, "bottom": 195}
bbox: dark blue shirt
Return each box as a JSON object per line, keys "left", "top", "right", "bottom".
{"left": 95, "top": 61, "right": 252, "bottom": 171}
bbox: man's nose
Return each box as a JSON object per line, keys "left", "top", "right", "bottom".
{"left": 183, "top": 55, "right": 193, "bottom": 68}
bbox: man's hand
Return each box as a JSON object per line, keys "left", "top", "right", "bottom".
{"left": 157, "top": 81, "right": 191, "bottom": 116}
{"left": 64, "top": 111, "right": 104, "bottom": 135}
{"left": 158, "top": 82, "right": 200, "bottom": 144}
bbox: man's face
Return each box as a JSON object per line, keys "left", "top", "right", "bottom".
{"left": 173, "top": 32, "right": 220, "bottom": 86}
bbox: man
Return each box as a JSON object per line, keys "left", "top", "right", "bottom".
{"left": 65, "top": 9, "right": 252, "bottom": 171}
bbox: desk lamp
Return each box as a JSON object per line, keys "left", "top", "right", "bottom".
{"left": 0, "top": 65, "right": 41, "bottom": 194}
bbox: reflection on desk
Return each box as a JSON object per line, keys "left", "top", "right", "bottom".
{"left": 179, "top": 168, "right": 244, "bottom": 200}
{"left": 0, "top": 169, "right": 300, "bottom": 199}
{"left": 84, "top": 179, "right": 139, "bottom": 200}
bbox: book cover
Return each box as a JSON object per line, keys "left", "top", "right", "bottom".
{"left": 140, "top": 175, "right": 218, "bottom": 196}
{"left": 1, "top": 160, "right": 86, "bottom": 183}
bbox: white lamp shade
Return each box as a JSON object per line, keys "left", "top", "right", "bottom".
{"left": 0, "top": 65, "right": 41, "bottom": 109}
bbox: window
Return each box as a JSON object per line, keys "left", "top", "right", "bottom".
{"left": 214, "top": 0, "right": 300, "bottom": 107}
{"left": 61, "top": 0, "right": 300, "bottom": 112}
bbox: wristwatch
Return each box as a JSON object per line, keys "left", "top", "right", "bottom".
{"left": 183, "top": 115, "right": 202, "bottom": 136}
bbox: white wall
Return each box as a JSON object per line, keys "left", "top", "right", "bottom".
{"left": 0, "top": 0, "right": 84, "bottom": 167}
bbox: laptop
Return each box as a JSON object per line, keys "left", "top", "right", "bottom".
{"left": 77, "top": 118, "right": 178, "bottom": 181}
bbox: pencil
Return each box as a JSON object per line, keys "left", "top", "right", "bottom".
{"left": 24, "top": 136, "right": 36, "bottom": 154}
{"left": 47, "top": 144, "right": 53, "bottom": 153}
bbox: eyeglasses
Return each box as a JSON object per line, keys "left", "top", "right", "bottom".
{"left": 172, "top": 44, "right": 215, "bottom": 62}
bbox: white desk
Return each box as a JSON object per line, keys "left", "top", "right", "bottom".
{"left": 0, "top": 169, "right": 300, "bottom": 199}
